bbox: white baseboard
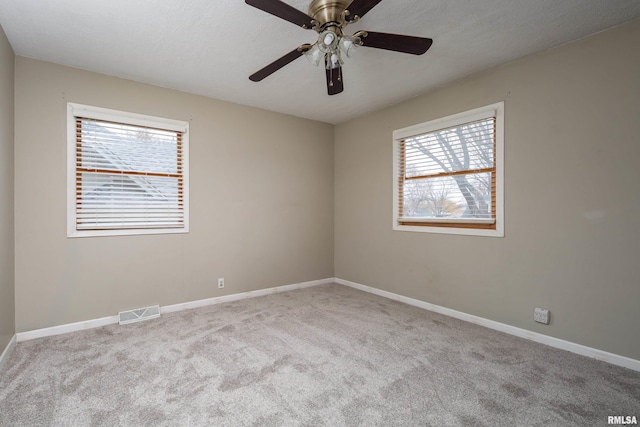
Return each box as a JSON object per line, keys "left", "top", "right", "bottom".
{"left": 0, "top": 335, "right": 16, "bottom": 373}
{"left": 161, "top": 278, "right": 333, "bottom": 313}
{"left": 16, "top": 278, "right": 334, "bottom": 342}
{"left": 335, "top": 278, "right": 640, "bottom": 372}
{"left": 17, "top": 315, "right": 119, "bottom": 342}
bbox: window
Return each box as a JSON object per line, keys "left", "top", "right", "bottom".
{"left": 67, "top": 103, "right": 189, "bottom": 237}
{"left": 393, "top": 102, "right": 503, "bottom": 237}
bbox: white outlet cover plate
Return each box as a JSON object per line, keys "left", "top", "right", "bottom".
{"left": 534, "top": 307, "right": 550, "bottom": 324}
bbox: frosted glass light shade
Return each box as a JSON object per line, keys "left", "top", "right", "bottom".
{"left": 326, "top": 51, "right": 343, "bottom": 70}
{"left": 304, "top": 44, "right": 323, "bottom": 67}
{"left": 318, "top": 29, "right": 339, "bottom": 53}
{"left": 339, "top": 35, "right": 360, "bottom": 58}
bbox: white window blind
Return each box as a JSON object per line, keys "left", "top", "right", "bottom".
{"left": 398, "top": 117, "right": 496, "bottom": 224}
{"left": 393, "top": 102, "right": 504, "bottom": 237}
{"left": 74, "top": 117, "right": 185, "bottom": 232}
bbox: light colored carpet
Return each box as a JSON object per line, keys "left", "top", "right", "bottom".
{"left": 1, "top": 283, "right": 639, "bottom": 426}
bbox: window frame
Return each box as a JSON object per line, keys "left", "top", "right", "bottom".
{"left": 67, "top": 103, "right": 190, "bottom": 238}
{"left": 392, "top": 102, "right": 504, "bottom": 237}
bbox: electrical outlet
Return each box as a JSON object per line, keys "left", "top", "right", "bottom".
{"left": 534, "top": 307, "right": 550, "bottom": 324}
{"left": 218, "top": 278, "right": 224, "bottom": 289}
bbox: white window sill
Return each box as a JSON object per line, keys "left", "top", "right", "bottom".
{"left": 398, "top": 217, "right": 496, "bottom": 225}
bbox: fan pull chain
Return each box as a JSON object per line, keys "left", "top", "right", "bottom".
{"left": 328, "top": 67, "right": 341, "bottom": 87}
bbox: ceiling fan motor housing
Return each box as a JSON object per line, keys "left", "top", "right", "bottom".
{"left": 308, "top": 0, "right": 351, "bottom": 29}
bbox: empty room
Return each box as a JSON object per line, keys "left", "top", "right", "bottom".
{"left": 1, "top": 0, "right": 639, "bottom": 425}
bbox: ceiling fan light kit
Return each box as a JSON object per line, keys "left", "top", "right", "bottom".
{"left": 245, "top": 0, "right": 433, "bottom": 95}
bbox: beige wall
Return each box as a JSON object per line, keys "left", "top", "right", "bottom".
{"left": 0, "top": 25, "right": 15, "bottom": 353}
{"left": 14, "top": 58, "right": 334, "bottom": 332}
{"left": 334, "top": 19, "right": 640, "bottom": 360}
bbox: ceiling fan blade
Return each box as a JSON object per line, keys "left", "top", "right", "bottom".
{"left": 345, "top": 0, "right": 383, "bottom": 22}
{"left": 249, "top": 45, "right": 310, "bottom": 82}
{"left": 359, "top": 31, "right": 433, "bottom": 55}
{"left": 245, "top": 0, "right": 315, "bottom": 29}
{"left": 325, "top": 61, "right": 344, "bottom": 96}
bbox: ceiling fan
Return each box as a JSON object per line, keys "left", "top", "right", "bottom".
{"left": 245, "top": 0, "right": 433, "bottom": 95}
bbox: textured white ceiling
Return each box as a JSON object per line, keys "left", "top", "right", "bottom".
{"left": 1, "top": 0, "right": 639, "bottom": 124}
